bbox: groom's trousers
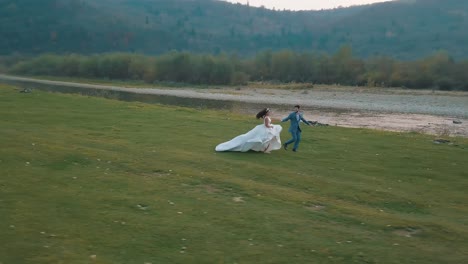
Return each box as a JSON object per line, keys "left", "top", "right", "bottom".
{"left": 285, "top": 130, "right": 301, "bottom": 150}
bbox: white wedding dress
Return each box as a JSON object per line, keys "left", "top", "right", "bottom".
{"left": 215, "top": 117, "right": 282, "bottom": 152}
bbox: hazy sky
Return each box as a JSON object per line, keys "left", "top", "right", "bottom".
{"left": 223, "top": 0, "right": 393, "bottom": 11}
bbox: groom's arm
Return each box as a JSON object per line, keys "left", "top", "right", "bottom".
{"left": 300, "top": 115, "right": 312, "bottom": 126}
{"left": 281, "top": 114, "right": 291, "bottom": 122}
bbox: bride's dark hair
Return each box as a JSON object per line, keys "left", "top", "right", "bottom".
{"left": 256, "top": 108, "right": 270, "bottom": 119}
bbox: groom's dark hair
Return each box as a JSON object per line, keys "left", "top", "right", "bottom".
{"left": 294, "top": 105, "right": 300, "bottom": 108}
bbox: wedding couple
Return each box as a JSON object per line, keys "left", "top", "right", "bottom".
{"left": 215, "top": 105, "right": 313, "bottom": 153}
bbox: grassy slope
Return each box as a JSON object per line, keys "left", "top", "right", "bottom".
{"left": 0, "top": 84, "right": 467, "bottom": 263}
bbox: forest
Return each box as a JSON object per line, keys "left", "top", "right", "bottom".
{"left": 1, "top": 0, "right": 467, "bottom": 59}
{"left": 2, "top": 0, "right": 467, "bottom": 90}
{"left": 5, "top": 47, "right": 467, "bottom": 90}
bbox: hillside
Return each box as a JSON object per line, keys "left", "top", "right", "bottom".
{"left": 1, "top": 0, "right": 467, "bottom": 59}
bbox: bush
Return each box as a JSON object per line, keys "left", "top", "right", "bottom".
{"left": 436, "top": 78, "right": 454, "bottom": 91}
{"left": 231, "top": 71, "right": 249, "bottom": 85}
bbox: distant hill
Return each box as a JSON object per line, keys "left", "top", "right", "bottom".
{"left": 1, "top": 0, "right": 467, "bottom": 59}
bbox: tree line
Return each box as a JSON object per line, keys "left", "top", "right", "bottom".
{"left": 4, "top": 47, "right": 468, "bottom": 90}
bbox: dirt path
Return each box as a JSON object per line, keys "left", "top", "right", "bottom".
{"left": 1, "top": 74, "right": 467, "bottom": 137}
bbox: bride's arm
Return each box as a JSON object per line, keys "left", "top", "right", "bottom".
{"left": 264, "top": 117, "right": 273, "bottom": 128}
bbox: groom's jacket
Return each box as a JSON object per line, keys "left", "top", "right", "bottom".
{"left": 282, "top": 112, "right": 311, "bottom": 133}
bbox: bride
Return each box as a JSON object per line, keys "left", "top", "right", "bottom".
{"left": 215, "top": 108, "right": 282, "bottom": 153}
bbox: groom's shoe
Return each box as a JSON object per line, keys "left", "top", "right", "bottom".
{"left": 292, "top": 149, "right": 297, "bottom": 152}
{"left": 283, "top": 144, "right": 288, "bottom": 150}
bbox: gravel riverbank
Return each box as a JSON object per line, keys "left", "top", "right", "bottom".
{"left": 2, "top": 74, "right": 467, "bottom": 137}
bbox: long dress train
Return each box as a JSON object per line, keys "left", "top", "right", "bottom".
{"left": 215, "top": 118, "right": 282, "bottom": 152}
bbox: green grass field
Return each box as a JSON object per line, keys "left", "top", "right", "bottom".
{"left": 1, "top": 84, "right": 467, "bottom": 263}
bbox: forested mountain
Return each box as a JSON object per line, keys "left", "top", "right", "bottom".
{"left": 1, "top": 0, "right": 467, "bottom": 59}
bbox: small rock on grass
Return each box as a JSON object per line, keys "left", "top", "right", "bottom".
{"left": 137, "top": 204, "right": 148, "bottom": 210}
{"left": 232, "top": 197, "right": 244, "bottom": 202}
{"left": 433, "top": 139, "right": 450, "bottom": 144}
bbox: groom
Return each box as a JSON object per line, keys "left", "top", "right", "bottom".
{"left": 281, "top": 105, "right": 313, "bottom": 152}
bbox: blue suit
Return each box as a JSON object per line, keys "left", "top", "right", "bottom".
{"left": 281, "top": 112, "right": 311, "bottom": 151}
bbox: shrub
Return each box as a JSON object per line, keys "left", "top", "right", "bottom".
{"left": 436, "top": 78, "right": 454, "bottom": 91}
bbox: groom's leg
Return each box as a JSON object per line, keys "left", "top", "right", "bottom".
{"left": 285, "top": 132, "right": 296, "bottom": 146}
{"left": 293, "top": 131, "right": 301, "bottom": 151}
